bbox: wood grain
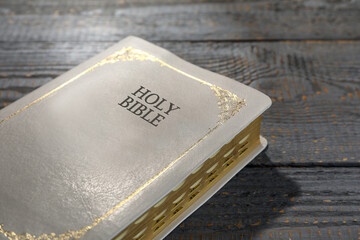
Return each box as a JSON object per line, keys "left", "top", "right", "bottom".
{"left": 0, "top": 0, "right": 359, "bottom": 41}
{"left": 166, "top": 165, "right": 360, "bottom": 240}
{"left": 0, "top": 0, "right": 359, "bottom": 239}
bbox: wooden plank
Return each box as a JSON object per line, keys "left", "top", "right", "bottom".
{"left": 166, "top": 227, "right": 360, "bottom": 240}
{"left": 1, "top": 1, "right": 359, "bottom": 240}
{"left": 0, "top": 41, "right": 358, "bottom": 166}
{"left": 165, "top": 166, "right": 360, "bottom": 240}
{"left": 0, "top": 0, "right": 359, "bottom": 41}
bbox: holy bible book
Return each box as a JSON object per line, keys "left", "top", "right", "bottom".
{"left": 0, "top": 36, "right": 271, "bottom": 240}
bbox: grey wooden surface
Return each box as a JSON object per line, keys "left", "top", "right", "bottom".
{"left": 0, "top": 0, "right": 359, "bottom": 239}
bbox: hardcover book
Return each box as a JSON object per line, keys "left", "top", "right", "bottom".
{"left": 0, "top": 36, "right": 271, "bottom": 240}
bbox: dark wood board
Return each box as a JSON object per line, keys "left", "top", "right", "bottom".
{"left": 0, "top": 0, "right": 359, "bottom": 239}
{"left": 1, "top": 41, "right": 358, "bottom": 166}
{"left": 166, "top": 166, "right": 360, "bottom": 240}
{"left": 0, "top": 0, "right": 359, "bottom": 41}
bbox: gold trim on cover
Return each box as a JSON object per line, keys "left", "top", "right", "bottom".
{"left": 0, "top": 47, "right": 246, "bottom": 240}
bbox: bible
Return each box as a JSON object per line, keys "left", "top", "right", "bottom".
{"left": 0, "top": 36, "right": 271, "bottom": 240}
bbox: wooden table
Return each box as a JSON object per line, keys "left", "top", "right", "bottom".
{"left": 0, "top": 0, "right": 359, "bottom": 239}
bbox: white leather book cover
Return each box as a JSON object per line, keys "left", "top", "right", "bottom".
{"left": 0, "top": 36, "right": 271, "bottom": 240}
